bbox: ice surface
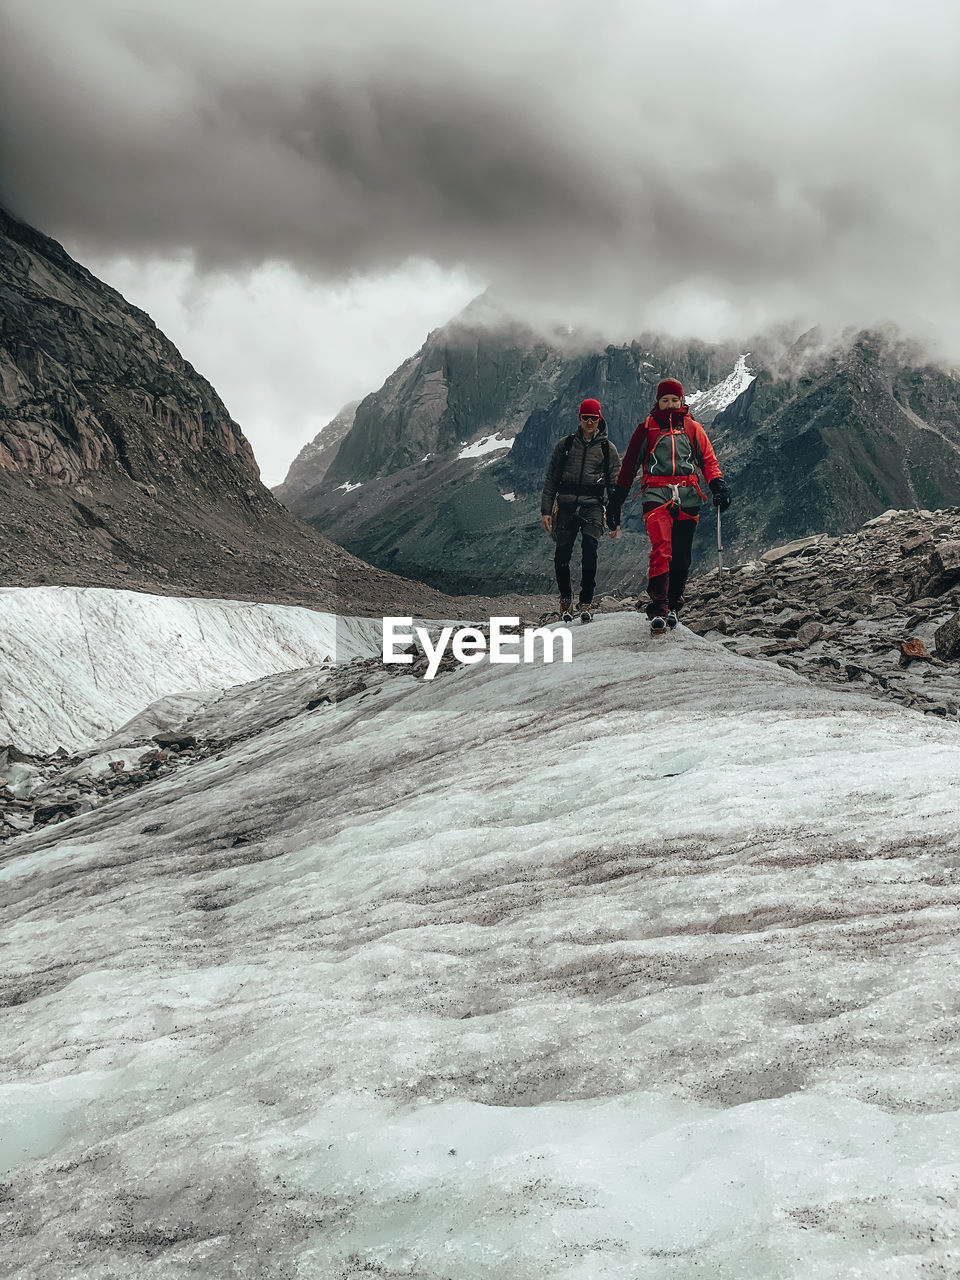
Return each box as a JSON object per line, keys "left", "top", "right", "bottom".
{"left": 458, "top": 433, "right": 514, "bottom": 459}
{"left": 3, "top": 615, "right": 960, "bottom": 1277}
{"left": 0, "top": 587, "right": 382, "bottom": 753}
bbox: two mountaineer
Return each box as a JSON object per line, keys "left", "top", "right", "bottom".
{"left": 542, "top": 380, "right": 732, "bottom": 633}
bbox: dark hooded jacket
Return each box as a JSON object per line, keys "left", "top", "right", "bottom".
{"left": 540, "top": 420, "right": 622, "bottom": 516}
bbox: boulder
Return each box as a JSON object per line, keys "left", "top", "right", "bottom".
{"left": 900, "top": 533, "right": 933, "bottom": 555}
{"left": 796, "top": 621, "right": 824, "bottom": 646}
{"left": 760, "top": 537, "right": 823, "bottom": 565}
{"left": 871, "top": 600, "right": 899, "bottom": 619}
{"left": 899, "top": 638, "right": 934, "bottom": 667}
{"left": 916, "top": 541, "right": 960, "bottom": 598}
{"left": 934, "top": 614, "right": 960, "bottom": 661}
{"left": 152, "top": 734, "right": 197, "bottom": 750}
{"left": 934, "top": 541, "right": 960, "bottom": 580}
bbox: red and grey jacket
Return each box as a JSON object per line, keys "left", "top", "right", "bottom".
{"left": 613, "top": 407, "right": 722, "bottom": 511}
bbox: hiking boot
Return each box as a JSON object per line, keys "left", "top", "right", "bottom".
{"left": 575, "top": 599, "right": 594, "bottom": 623}
{"left": 559, "top": 596, "right": 574, "bottom": 622}
{"left": 666, "top": 610, "right": 679, "bottom": 629}
{"left": 650, "top": 616, "right": 668, "bottom": 636}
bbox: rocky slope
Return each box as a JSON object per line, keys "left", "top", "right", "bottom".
{"left": 279, "top": 311, "right": 960, "bottom": 597}
{"left": 676, "top": 506, "right": 960, "bottom": 719}
{"left": 0, "top": 206, "right": 544, "bottom": 618}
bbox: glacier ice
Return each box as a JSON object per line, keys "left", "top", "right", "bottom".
{"left": 3, "top": 613, "right": 960, "bottom": 1277}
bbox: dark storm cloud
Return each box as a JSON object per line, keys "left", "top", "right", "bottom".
{"left": 2, "top": 0, "right": 959, "bottom": 344}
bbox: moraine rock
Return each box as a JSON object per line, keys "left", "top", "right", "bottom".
{"left": 760, "top": 536, "right": 824, "bottom": 564}
{"left": 934, "top": 614, "right": 960, "bottom": 661}
{"left": 675, "top": 508, "right": 960, "bottom": 721}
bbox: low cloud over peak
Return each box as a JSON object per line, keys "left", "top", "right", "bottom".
{"left": 2, "top": 0, "right": 959, "bottom": 350}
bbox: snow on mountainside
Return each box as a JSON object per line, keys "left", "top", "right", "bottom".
{"left": 0, "top": 587, "right": 382, "bottom": 752}
{"left": 4, "top": 615, "right": 960, "bottom": 1277}
{"left": 457, "top": 432, "right": 514, "bottom": 460}
{"left": 686, "top": 353, "right": 756, "bottom": 421}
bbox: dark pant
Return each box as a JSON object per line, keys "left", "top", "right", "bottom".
{"left": 554, "top": 503, "right": 602, "bottom": 603}
{"left": 642, "top": 501, "right": 699, "bottom": 618}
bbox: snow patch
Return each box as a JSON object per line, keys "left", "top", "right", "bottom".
{"left": 686, "top": 354, "right": 755, "bottom": 416}
{"left": 501, "top": 491, "right": 516, "bottom": 502}
{"left": 458, "top": 434, "right": 514, "bottom": 460}
{"left": 335, "top": 480, "right": 362, "bottom": 493}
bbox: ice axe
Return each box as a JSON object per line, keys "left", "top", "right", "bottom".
{"left": 716, "top": 505, "right": 724, "bottom": 595}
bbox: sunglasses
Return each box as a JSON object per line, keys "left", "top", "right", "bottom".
{"left": 579, "top": 414, "right": 600, "bottom": 421}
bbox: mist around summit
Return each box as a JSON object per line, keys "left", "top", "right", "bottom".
{"left": 3, "top": 0, "right": 958, "bottom": 481}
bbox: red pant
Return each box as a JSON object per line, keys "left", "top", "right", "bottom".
{"left": 642, "top": 501, "right": 699, "bottom": 617}
{"left": 643, "top": 502, "right": 699, "bottom": 577}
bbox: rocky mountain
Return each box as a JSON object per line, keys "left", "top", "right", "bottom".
{"left": 278, "top": 309, "right": 960, "bottom": 598}
{"left": 705, "top": 328, "right": 960, "bottom": 558}
{"left": 0, "top": 206, "right": 535, "bottom": 619}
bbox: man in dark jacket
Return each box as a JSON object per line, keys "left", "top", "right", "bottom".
{"left": 541, "top": 398, "right": 622, "bottom": 622}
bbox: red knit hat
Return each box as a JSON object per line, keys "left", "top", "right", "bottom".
{"left": 579, "top": 398, "right": 602, "bottom": 417}
{"left": 656, "top": 379, "right": 684, "bottom": 402}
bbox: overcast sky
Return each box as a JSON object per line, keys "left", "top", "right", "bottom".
{"left": 2, "top": 0, "right": 958, "bottom": 484}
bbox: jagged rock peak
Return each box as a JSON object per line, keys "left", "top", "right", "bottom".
{"left": 274, "top": 399, "right": 360, "bottom": 505}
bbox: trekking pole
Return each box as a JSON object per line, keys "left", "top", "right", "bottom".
{"left": 716, "top": 505, "right": 724, "bottom": 597}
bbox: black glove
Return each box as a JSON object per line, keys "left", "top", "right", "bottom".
{"left": 709, "top": 478, "right": 731, "bottom": 512}
{"left": 605, "top": 484, "right": 628, "bottom": 529}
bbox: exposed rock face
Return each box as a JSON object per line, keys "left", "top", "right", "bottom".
{"left": 280, "top": 305, "right": 960, "bottom": 597}
{"left": 707, "top": 329, "right": 960, "bottom": 557}
{"left": 677, "top": 507, "right": 960, "bottom": 721}
{"left": 0, "top": 207, "right": 536, "bottom": 618}
{"left": 273, "top": 399, "right": 359, "bottom": 508}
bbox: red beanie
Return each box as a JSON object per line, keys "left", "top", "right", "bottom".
{"left": 656, "top": 379, "right": 684, "bottom": 402}
{"left": 579, "top": 398, "right": 602, "bottom": 417}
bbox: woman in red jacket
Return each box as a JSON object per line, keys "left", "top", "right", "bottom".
{"left": 605, "top": 378, "right": 731, "bottom": 635}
